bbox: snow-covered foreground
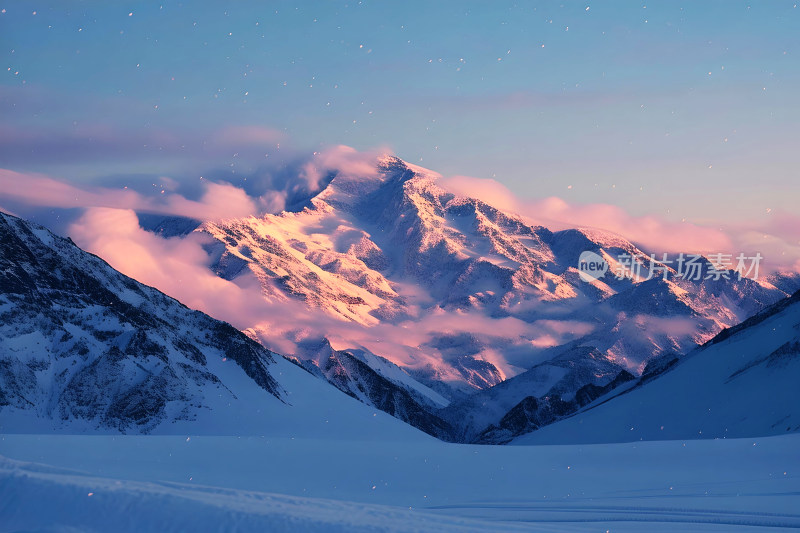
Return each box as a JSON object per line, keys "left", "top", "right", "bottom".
{"left": 2, "top": 434, "right": 799, "bottom": 532}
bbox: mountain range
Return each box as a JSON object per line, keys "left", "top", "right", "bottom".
{"left": 0, "top": 210, "right": 427, "bottom": 441}
{"left": 2, "top": 155, "right": 798, "bottom": 443}
{"left": 188, "top": 156, "right": 795, "bottom": 440}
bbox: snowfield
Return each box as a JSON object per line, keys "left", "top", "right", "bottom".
{"left": 2, "top": 433, "right": 799, "bottom": 532}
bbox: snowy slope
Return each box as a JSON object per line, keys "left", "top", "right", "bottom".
{"left": 513, "top": 290, "right": 800, "bottom": 445}
{"left": 2, "top": 433, "right": 799, "bottom": 531}
{"left": 0, "top": 211, "right": 428, "bottom": 441}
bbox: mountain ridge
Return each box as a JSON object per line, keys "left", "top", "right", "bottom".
{"left": 513, "top": 288, "right": 800, "bottom": 444}
{"left": 184, "top": 156, "right": 793, "bottom": 439}
{"left": 0, "top": 210, "right": 430, "bottom": 441}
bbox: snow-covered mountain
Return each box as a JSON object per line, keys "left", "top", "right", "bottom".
{"left": 513, "top": 289, "right": 800, "bottom": 445}
{"left": 0, "top": 211, "right": 428, "bottom": 441}
{"left": 185, "top": 156, "right": 791, "bottom": 438}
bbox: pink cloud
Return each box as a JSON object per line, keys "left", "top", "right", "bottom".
{"left": 0, "top": 168, "right": 140, "bottom": 210}
{"left": 440, "top": 172, "right": 800, "bottom": 272}
{"left": 299, "top": 145, "right": 391, "bottom": 190}
{"left": 0, "top": 168, "right": 256, "bottom": 221}
{"left": 438, "top": 175, "right": 519, "bottom": 214}
{"left": 69, "top": 208, "right": 270, "bottom": 326}
{"left": 163, "top": 181, "right": 257, "bottom": 220}
{"left": 212, "top": 125, "right": 285, "bottom": 147}
{"left": 0, "top": 205, "right": 20, "bottom": 217}
{"left": 529, "top": 196, "right": 734, "bottom": 254}
{"left": 730, "top": 212, "right": 800, "bottom": 275}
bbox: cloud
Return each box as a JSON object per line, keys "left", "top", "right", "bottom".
{"left": 0, "top": 144, "right": 396, "bottom": 230}
{"left": 69, "top": 208, "right": 271, "bottom": 327}
{"left": 440, "top": 173, "right": 800, "bottom": 272}
{"left": 0, "top": 168, "right": 256, "bottom": 222}
{"left": 0, "top": 205, "right": 20, "bottom": 218}
{"left": 165, "top": 181, "right": 258, "bottom": 220}
{"left": 732, "top": 213, "right": 800, "bottom": 275}
{"left": 4, "top": 142, "right": 798, "bottom": 274}
{"left": 212, "top": 125, "right": 285, "bottom": 147}
{"left": 298, "top": 145, "right": 390, "bottom": 191}
{"left": 437, "top": 175, "right": 519, "bottom": 213}
{"left": 218, "top": 145, "right": 396, "bottom": 213}
{"left": 529, "top": 196, "right": 734, "bottom": 254}
{"left": 0, "top": 122, "right": 285, "bottom": 168}
{"left": 0, "top": 124, "right": 179, "bottom": 166}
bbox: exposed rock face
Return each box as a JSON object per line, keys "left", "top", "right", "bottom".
{"left": 0, "top": 212, "right": 284, "bottom": 433}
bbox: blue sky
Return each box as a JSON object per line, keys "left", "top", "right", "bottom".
{"left": 1, "top": 1, "right": 798, "bottom": 225}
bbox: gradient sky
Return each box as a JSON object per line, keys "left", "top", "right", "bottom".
{"left": 1, "top": 1, "right": 798, "bottom": 225}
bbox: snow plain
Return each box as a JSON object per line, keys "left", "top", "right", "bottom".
{"left": 2, "top": 433, "right": 799, "bottom": 532}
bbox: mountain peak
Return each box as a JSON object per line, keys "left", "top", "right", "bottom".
{"left": 310, "top": 154, "right": 441, "bottom": 213}
{"left": 376, "top": 154, "right": 407, "bottom": 172}
{"left": 194, "top": 153, "right": 790, "bottom": 423}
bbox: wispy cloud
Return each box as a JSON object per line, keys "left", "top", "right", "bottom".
{"left": 0, "top": 145, "right": 390, "bottom": 224}
{"left": 3, "top": 143, "right": 798, "bottom": 272}
{"left": 0, "top": 168, "right": 257, "bottom": 221}
{"left": 439, "top": 173, "right": 800, "bottom": 273}
{"left": 0, "top": 122, "right": 285, "bottom": 167}
{"left": 299, "top": 145, "right": 391, "bottom": 191}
